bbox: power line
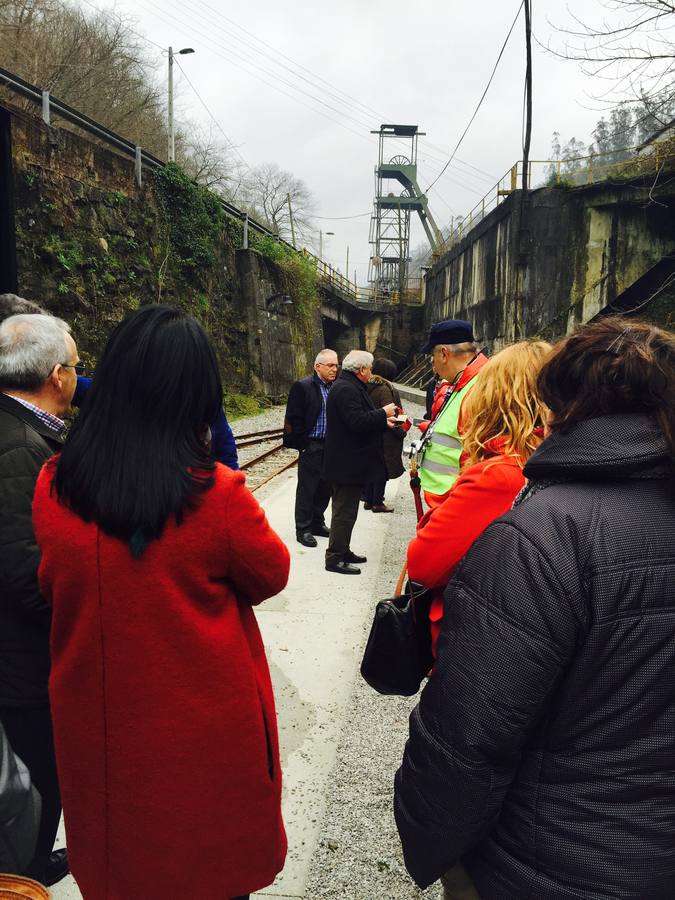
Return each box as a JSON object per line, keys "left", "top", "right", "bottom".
{"left": 314, "top": 211, "right": 372, "bottom": 220}
{"left": 425, "top": 0, "right": 525, "bottom": 193}
{"left": 134, "top": 0, "right": 377, "bottom": 142}
{"left": 174, "top": 59, "right": 251, "bottom": 171}
{"left": 193, "top": 0, "right": 389, "bottom": 123}
{"left": 186, "top": 0, "right": 383, "bottom": 128}
{"left": 136, "top": 0, "right": 376, "bottom": 133}
{"left": 423, "top": 141, "right": 497, "bottom": 179}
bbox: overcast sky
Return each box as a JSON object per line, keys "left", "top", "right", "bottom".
{"left": 84, "top": 0, "right": 653, "bottom": 285}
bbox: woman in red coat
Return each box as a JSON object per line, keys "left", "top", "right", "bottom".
{"left": 408, "top": 340, "right": 551, "bottom": 655}
{"left": 32, "top": 305, "right": 290, "bottom": 900}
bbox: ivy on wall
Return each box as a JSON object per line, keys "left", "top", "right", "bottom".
{"left": 13, "top": 146, "right": 321, "bottom": 402}
{"left": 153, "top": 163, "right": 225, "bottom": 274}
{"left": 250, "top": 233, "right": 319, "bottom": 357}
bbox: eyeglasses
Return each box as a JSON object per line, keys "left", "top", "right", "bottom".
{"left": 318, "top": 363, "right": 338, "bottom": 368}
{"left": 60, "top": 361, "right": 87, "bottom": 376}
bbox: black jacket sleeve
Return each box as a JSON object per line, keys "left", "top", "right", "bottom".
{"left": 0, "top": 445, "right": 51, "bottom": 624}
{"left": 283, "top": 380, "right": 312, "bottom": 450}
{"left": 0, "top": 722, "right": 41, "bottom": 874}
{"left": 394, "top": 519, "right": 582, "bottom": 888}
{"left": 335, "top": 385, "right": 387, "bottom": 433}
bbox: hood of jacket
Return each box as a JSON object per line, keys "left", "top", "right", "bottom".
{"left": 367, "top": 374, "right": 392, "bottom": 389}
{"left": 524, "top": 413, "right": 671, "bottom": 481}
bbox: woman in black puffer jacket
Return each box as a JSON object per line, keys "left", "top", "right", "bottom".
{"left": 395, "top": 317, "right": 675, "bottom": 900}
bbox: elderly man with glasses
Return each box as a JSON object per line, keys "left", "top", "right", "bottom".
{"left": 283, "top": 348, "right": 340, "bottom": 548}
{"left": 0, "top": 313, "right": 77, "bottom": 887}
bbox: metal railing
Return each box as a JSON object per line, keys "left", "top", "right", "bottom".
{"left": 396, "top": 354, "right": 433, "bottom": 388}
{"left": 0, "top": 65, "right": 344, "bottom": 278}
{"left": 427, "top": 141, "right": 675, "bottom": 265}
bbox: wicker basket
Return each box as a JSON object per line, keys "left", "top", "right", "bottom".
{"left": 0, "top": 874, "right": 50, "bottom": 899}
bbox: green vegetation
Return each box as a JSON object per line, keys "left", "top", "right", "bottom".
{"left": 251, "top": 233, "right": 319, "bottom": 356}
{"left": 223, "top": 390, "right": 263, "bottom": 421}
{"left": 154, "top": 163, "right": 225, "bottom": 273}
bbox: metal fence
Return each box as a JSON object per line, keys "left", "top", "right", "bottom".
{"left": 0, "top": 64, "right": 338, "bottom": 273}
{"left": 427, "top": 141, "right": 675, "bottom": 265}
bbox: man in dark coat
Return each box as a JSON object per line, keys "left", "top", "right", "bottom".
{"left": 394, "top": 319, "right": 675, "bottom": 899}
{"left": 323, "top": 350, "right": 397, "bottom": 574}
{"left": 283, "top": 348, "right": 338, "bottom": 548}
{"left": 0, "top": 313, "right": 77, "bottom": 887}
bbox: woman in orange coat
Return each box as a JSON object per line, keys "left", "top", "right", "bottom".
{"left": 407, "top": 340, "right": 551, "bottom": 655}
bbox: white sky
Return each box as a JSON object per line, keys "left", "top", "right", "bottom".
{"left": 82, "top": 0, "right": 648, "bottom": 284}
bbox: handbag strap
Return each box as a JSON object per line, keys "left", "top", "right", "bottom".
{"left": 396, "top": 563, "right": 420, "bottom": 624}
{"left": 395, "top": 561, "right": 407, "bottom": 595}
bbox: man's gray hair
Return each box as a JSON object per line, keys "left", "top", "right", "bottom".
{"left": 315, "top": 348, "right": 337, "bottom": 365}
{"left": 341, "top": 350, "right": 374, "bottom": 373}
{"left": 436, "top": 341, "right": 477, "bottom": 355}
{"left": 0, "top": 314, "right": 72, "bottom": 392}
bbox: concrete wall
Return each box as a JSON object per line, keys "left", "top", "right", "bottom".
{"left": 236, "top": 249, "right": 323, "bottom": 397}
{"left": 424, "top": 179, "right": 675, "bottom": 349}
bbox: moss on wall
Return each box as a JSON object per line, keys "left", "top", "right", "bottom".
{"left": 9, "top": 109, "right": 322, "bottom": 400}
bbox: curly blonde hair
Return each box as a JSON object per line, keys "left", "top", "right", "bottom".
{"left": 460, "top": 340, "right": 552, "bottom": 469}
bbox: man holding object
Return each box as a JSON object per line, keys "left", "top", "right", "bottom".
{"left": 323, "top": 350, "right": 397, "bottom": 575}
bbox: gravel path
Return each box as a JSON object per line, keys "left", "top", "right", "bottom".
{"left": 302, "top": 399, "right": 438, "bottom": 900}
{"left": 233, "top": 402, "right": 439, "bottom": 898}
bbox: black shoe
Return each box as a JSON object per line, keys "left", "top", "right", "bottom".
{"left": 45, "top": 849, "right": 70, "bottom": 886}
{"left": 297, "top": 531, "right": 318, "bottom": 548}
{"left": 25, "top": 848, "right": 70, "bottom": 887}
{"left": 325, "top": 560, "right": 361, "bottom": 575}
{"left": 345, "top": 551, "right": 367, "bottom": 564}
{"left": 311, "top": 524, "right": 330, "bottom": 537}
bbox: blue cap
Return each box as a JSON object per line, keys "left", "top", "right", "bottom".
{"left": 421, "top": 319, "right": 475, "bottom": 353}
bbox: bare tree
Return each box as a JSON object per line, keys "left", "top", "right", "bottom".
{"left": 0, "top": 0, "right": 177, "bottom": 157}
{"left": 549, "top": 1, "right": 675, "bottom": 114}
{"left": 240, "top": 163, "right": 316, "bottom": 242}
{"left": 174, "top": 123, "right": 246, "bottom": 197}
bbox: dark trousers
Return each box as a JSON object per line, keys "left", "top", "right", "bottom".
{"left": 363, "top": 477, "right": 387, "bottom": 506}
{"left": 326, "top": 483, "right": 363, "bottom": 566}
{"left": 0, "top": 705, "right": 62, "bottom": 879}
{"left": 294, "top": 440, "right": 331, "bottom": 534}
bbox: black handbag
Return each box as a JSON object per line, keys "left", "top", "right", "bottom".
{"left": 360, "top": 578, "right": 433, "bottom": 696}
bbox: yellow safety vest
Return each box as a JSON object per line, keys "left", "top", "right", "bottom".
{"left": 418, "top": 375, "right": 478, "bottom": 497}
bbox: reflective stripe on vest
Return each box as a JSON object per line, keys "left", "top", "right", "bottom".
{"left": 419, "top": 374, "right": 479, "bottom": 496}
{"left": 420, "top": 457, "right": 460, "bottom": 476}
{"left": 428, "top": 432, "right": 462, "bottom": 449}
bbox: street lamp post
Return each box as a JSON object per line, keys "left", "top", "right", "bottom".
{"left": 168, "top": 46, "right": 195, "bottom": 162}
{"left": 319, "top": 230, "right": 334, "bottom": 260}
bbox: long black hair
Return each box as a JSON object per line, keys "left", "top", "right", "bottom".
{"left": 54, "top": 305, "right": 223, "bottom": 554}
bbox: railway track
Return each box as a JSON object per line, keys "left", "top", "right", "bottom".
{"left": 235, "top": 428, "right": 297, "bottom": 492}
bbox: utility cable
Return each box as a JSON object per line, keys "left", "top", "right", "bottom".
{"left": 425, "top": 0, "right": 525, "bottom": 192}
{"left": 135, "top": 0, "right": 375, "bottom": 133}
{"left": 191, "top": 0, "right": 389, "bottom": 124}
{"left": 134, "top": 0, "right": 376, "bottom": 142}
{"left": 174, "top": 59, "right": 251, "bottom": 171}
{"left": 168, "top": 0, "right": 383, "bottom": 129}
{"left": 314, "top": 212, "right": 372, "bottom": 220}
